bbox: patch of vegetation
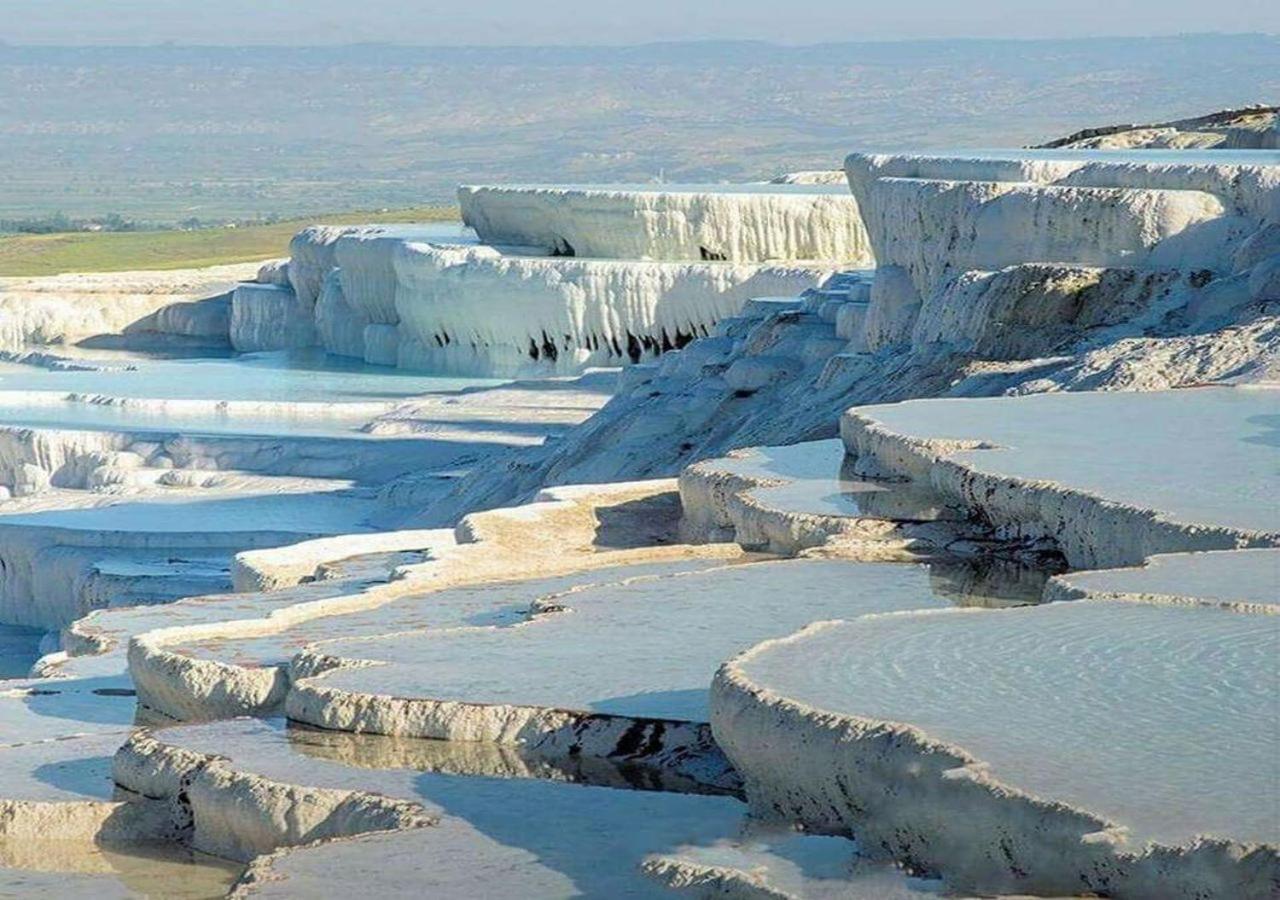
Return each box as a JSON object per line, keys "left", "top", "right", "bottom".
{"left": 0, "top": 206, "right": 459, "bottom": 276}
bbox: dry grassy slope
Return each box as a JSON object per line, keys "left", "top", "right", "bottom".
{"left": 0, "top": 207, "right": 458, "bottom": 277}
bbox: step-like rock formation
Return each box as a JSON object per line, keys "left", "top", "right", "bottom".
{"left": 842, "top": 385, "right": 1280, "bottom": 568}
{"left": 392, "top": 242, "right": 837, "bottom": 375}
{"left": 283, "top": 559, "right": 956, "bottom": 788}
{"left": 459, "top": 184, "right": 872, "bottom": 264}
{"left": 713, "top": 595, "right": 1278, "bottom": 898}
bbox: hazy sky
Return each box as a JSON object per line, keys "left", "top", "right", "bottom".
{"left": 3, "top": 0, "right": 1277, "bottom": 45}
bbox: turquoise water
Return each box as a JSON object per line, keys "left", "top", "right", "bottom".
{"left": 0, "top": 348, "right": 507, "bottom": 437}
{"left": 745, "top": 601, "right": 1279, "bottom": 847}
{"left": 0, "top": 348, "right": 503, "bottom": 404}
{"left": 0, "top": 623, "right": 42, "bottom": 678}
{"left": 855, "top": 387, "right": 1280, "bottom": 534}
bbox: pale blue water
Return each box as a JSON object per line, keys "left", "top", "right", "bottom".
{"left": 707, "top": 439, "right": 961, "bottom": 522}
{"left": 0, "top": 623, "right": 42, "bottom": 678}
{"left": 855, "top": 387, "right": 1280, "bottom": 534}
{"left": 0, "top": 348, "right": 502, "bottom": 404}
{"left": 744, "top": 601, "right": 1279, "bottom": 847}
{"left": 0, "top": 348, "right": 506, "bottom": 437}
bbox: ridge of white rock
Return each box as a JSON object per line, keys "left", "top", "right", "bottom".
{"left": 844, "top": 150, "right": 1279, "bottom": 353}
{"left": 229, "top": 283, "right": 315, "bottom": 352}
{"left": 334, "top": 224, "right": 478, "bottom": 325}
{"left": 1039, "top": 106, "right": 1280, "bottom": 150}
{"left": 458, "top": 184, "right": 872, "bottom": 264}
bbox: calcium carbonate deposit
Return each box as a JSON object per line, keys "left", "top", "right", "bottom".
{"left": 0, "top": 119, "right": 1276, "bottom": 899}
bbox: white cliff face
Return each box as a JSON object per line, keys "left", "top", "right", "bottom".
{"left": 844, "top": 151, "right": 1280, "bottom": 352}
{"left": 392, "top": 241, "right": 837, "bottom": 375}
{"left": 284, "top": 198, "right": 846, "bottom": 374}
{"left": 458, "top": 184, "right": 873, "bottom": 264}
{"left": 229, "top": 283, "right": 316, "bottom": 352}
{"left": 313, "top": 270, "right": 367, "bottom": 359}
{"left": 287, "top": 225, "right": 368, "bottom": 307}
{"left": 334, "top": 224, "right": 477, "bottom": 325}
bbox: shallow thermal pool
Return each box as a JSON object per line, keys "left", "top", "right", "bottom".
{"left": 854, "top": 386, "right": 1280, "bottom": 534}
{"left": 0, "top": 623, "right": 42, "bottom": 678}
{"left": 306, "top": 557, "right": 1050, "bottom": 724}
{"left": 0, "top": 348, "right": 507, "bottom": 436}
{"left": 0, "top": 347, "right": 502, "bottom": 403}
{"left": 741, "top": 600, "right": 1279, "bottom": 848}
{"left": 705, "top": 439, "right": 963, "bottom": 521}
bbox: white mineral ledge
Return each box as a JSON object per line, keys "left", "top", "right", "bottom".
{"left": 119, "top": 716, "right": 749, "bottom": 896}
{"left": 286, "top": 559, "right": 955, "bottom": 735}
{"left": 842, "top": 385, "right": 1280, "bottom": 567}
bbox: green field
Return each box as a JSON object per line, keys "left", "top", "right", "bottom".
{"left": 0, "top": 206, "right": 459, "bottom": 277}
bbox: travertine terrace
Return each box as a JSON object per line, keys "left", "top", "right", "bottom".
{"left": 1, "top": 135, "right": 1277, "bottom": 898}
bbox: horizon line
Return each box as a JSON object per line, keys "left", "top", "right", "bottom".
{"left": 0, "top": 31, "right": 1276, "bottom": 50}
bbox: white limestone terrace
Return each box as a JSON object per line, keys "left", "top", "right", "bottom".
{"left": 0, "top": 348, "right": 612, "bottom": 515}
{"left": 714, "top": 596, "right": 1278, "bottom": 899}
{"left": 0, "top": 344, "right": 613, "bottom": 638}
{"left": 114, "top": 716, "right": 754, "bottom": 894}
{"left": 433, "top": 148, "right": 1279, "bottom": 519}
{"left": 161, "top": 559, "right": 725, "bottom": 718}
{"left": 0, "top": 539, "right": 428, "bottom": 754}
{"left": 280, "top": 557, "right": 1052, "bottom": 785}
{"left": 286, "top": 223, "right": 477, "bottom": 308}
{"left": 677, "top": 438, "right": 975, "bottom": 557}
{"left": 0, "top": 730, "right": 242, "bottom": 899}
{"left": 1046, "top": 547, "right": 1280, "bottom": 612}
{"left": 705, "top": 385, "right": 1278, "bottom": 898}
{"left": 110, "top": 718, "right": 978, "bottom": 899}
{"left": 0, "top": 347, "right": 506, "bottom": 435}
{"left": 842, "top": 385, "right": 1280, "bottom": 568}
{"left": 458, "top": 182, "right": 873, "bottom": 264}
{"left": 278, "top": 216, "right": 841, "bottom": 375}
{"left": 0, "top": 476, "right": 738, "bottom": 874}
{"left": 0, "top": 484, "right": 379, "bottom": 631}
{"left": 391, "top": 241, "right": 838, "bottom": 375}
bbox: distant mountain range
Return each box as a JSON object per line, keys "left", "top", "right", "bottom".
{"left": 1, "top": 35, "right": 1275, "bottom": 224}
